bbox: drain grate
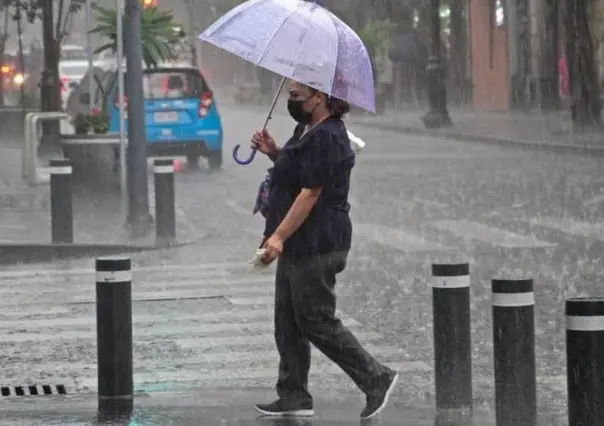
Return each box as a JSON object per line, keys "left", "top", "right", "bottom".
{"left": 1, "top": 384, "right": 67, "bottom": 397}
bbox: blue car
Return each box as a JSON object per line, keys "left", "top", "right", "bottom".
{"left": 106, "top": 65, "right": 223, "bottom": 169}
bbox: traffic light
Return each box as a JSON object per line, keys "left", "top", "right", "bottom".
{"left": 142, "top": 0, "right": 157, "bottom": 7}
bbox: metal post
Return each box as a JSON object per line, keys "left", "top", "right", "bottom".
{"left": 124, "top": 0, "right": 151, "bottom": 237}
{"left": 49, "top": 159, "right": 73, "bottom": 244}
{"left": 153, "top": 159, "right": 176, "bottom": 243}
{"left": 96, "top": 256, "right": 133, "bottom": 421}
{"left": 492, "top": 279, "right": 536, "bottom": 426}
{"left": 423, "top": 0, "right": 452, "bottom": 129}
{"left": 566, "top": 297, "right": 604, "bottom": 426}
{"left": 85, "top": 0, "right": 95, "bottom": 114}
{"left": 116, "top": 0, "right": 128, "bottom": 222}
{"left": 431, "top": 263, "right": 472, "bottom": 410}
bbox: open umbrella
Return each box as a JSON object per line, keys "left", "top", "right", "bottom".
{"left": 199, "top": 0, "right": 374, "bottom": 165}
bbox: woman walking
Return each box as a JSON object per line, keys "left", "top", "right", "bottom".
{"left": 251, "top": 80, "right": 399, "bottom": 420}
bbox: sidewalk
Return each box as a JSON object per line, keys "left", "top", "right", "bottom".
{"left": 347, "top": 106, "right": 604, "bottom": 153}
{"left": 0, "top": 142, "right": 196, "bottom": 263}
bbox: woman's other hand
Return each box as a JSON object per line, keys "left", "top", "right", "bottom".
{"left": 251, "top": 129, "right": 278, "bottom": 157}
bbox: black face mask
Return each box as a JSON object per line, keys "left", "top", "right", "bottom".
{"left": 287, "top": 97, "right": 314, "bottom": 124}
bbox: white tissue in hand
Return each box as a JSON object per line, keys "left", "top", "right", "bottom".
{"left": 347, "top": 130, "right": 366, "bottom": 154}
{"left": 249, "top": 248, "right": 269, "bottom": 268}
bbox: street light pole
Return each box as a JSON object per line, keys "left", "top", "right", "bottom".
{"left": 124, "top": 0, "right": 151, "bottom": 237}
{"left": 423, "top": 0, "right": 452, "bottom": 129}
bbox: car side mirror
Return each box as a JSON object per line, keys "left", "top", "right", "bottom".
{"left": 79, "top": 92, "right": 90, "bottom": 104}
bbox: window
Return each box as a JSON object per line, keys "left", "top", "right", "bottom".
{"left": 120, "top": 69, "right": 209, "bottom": 99}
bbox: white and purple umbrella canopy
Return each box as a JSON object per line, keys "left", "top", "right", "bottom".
{"left": 199, "top": 0, "right": 375, "bottom": 112}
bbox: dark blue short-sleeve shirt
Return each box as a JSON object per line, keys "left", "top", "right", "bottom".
{"left": 264, "top": 117, "right": 355, "bottom": 256}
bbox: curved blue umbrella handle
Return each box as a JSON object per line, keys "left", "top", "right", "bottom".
{"left": 232, "top": 144, "right": 258, "bottom": 165}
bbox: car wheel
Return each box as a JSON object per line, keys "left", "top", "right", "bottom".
{"left": 186, "top": 153, "right": 200, "bottom": 169}
{"left": 207, "top": 149, "right": 223, "bottom": 171}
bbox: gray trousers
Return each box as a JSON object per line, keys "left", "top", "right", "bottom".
{"left": 274, "top": 251, "right": 391, "bottom": 403}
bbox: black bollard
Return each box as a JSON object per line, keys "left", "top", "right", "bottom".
{"left": 566, "top": 297, "right": 604, "bottom": 426}
{"left": 431, "top": 263, "right": 473, "bottom": 410}
{"left": 492, "top": 279, "right": 536, "bottom": 426}
{"left": 49, "top": 159, "right": 73, "bottom": 243}
{"left": 153, "top": 159, "right": 176, "bottom": 243}
{"left": 96, "top": 256, "right": 133, "bottom": 421}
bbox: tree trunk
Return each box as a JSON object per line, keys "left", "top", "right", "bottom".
{"left": 565, "top": 0, "right": 601, "bottom": 130}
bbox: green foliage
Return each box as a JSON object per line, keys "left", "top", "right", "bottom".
{"left": 72, "top": 110, "right": 109, "bottom": 134}
{"left": 90, "top": 5, "right": 185, "bottom": 68}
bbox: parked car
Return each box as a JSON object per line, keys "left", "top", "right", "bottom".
{"left": 69, "top": 62, "right": 224, "bottom": 170}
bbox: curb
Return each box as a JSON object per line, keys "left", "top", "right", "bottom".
{"left": 0, "top": 239, "right": 196, "bottom": 266}
{"left": 356, "top": 120, "right": 604, "bottom": 156}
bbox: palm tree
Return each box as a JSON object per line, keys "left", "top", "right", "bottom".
{"left": 90, "top": 5, "right": 184, "bottom": 68}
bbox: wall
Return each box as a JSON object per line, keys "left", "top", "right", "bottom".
{"left": 469, "top": 0, "right": 510, "bottom": 110}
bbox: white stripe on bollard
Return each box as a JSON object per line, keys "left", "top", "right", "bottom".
{"left": 95, "top": 270, "right": 132, "bottom": 283}
{"left": 566, "top": 315, "right": 604, "bottom": 331}
{"left": 50, "top": 166, "right": 73, "bottom": 175}
{"left": 154, "top": 165, "right": 174, "bottom": 174}
{"left": 492, "top": 292, "right": 535, "bottom": 307}
{"left": 431, "top": 275, "right": 470, "bottom": 289}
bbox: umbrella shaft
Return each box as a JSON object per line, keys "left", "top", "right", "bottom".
{"left": 263, "top": 77, "right": 287, "bottom": 129}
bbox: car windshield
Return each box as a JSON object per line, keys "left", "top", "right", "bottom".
{"left": 123, "top": 69, "right": 208, "bottom": 99}
{"left": 60, "top": 64, "right": 89, "bottom": 76}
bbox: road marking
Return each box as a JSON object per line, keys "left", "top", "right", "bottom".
{"left": 0, "top": 261, "right": 415, "bottom": 395}
{"left": 354, "top": 223, "right": 450, "bottom": 252}
{"left": 412, "top": 198, "right": 449, "bottom": 209}
{"left": 528, "top": 216, "right": 604, "bottom": 242}
{"left": 585, "top": 193, "right": 604, "bottom": 206}
{"left": 0, "top": 261, "right": 252, "bottom": 279}
{"left": 427, "top": 219, "right": 556, "bottom": 248}
{"left": 77, "top": 360, "right": 431, "bottom": 392}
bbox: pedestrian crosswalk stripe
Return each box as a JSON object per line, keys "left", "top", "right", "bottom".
{"left": 354, "top": 223, "right": 449, "bottom": 252}
{"left": 528, "top": 216, "right": 604, "bottom": 242}
{"left": 77, "top": 360, "right": 431, "bottom": 392}
{"left": 0, "top": 258, "right": 432, "bottom": 395}
{"left": 5, "top": 339, "right": 404, "bottom": 380}
{"left": 0, "top": 268, "right": 234, "bottom": 285}
{"left": 1, "top": 317, "right": 361, "bottom": 343}
{"left": 0, "top": 274, "right": 273, "bottom": 295}
{"left": 427, "top": 219, "right": 555, "bottom": 248}
{"left": 227, "top": 296, "right": 276, "bottom": 305}
{"left": 0, "top": 309, "right": 281, "bottom": 330}
{"left": 0, "top": 261, "right": 253, "bottom": 279}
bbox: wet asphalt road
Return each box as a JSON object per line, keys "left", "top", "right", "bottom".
{"left": 2, "top": 102, "right": 604, "bottom": 423}
{"left": 174, "top": 103, "right": 604, "bottom": 411}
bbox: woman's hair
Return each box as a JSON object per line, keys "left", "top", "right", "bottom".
{"left": 301, "top": 85, "right": 350, "bottom": 118}
{"left": 325, "top": 96, "right": 350, "bottom": 118}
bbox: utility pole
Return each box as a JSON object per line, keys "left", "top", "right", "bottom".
{"left": 124, "top": 0, "right": 151, "bottom": 237}
{"left": 422, "top": 0, "right": 451, "bottom": 129}
{"left": 40, "top": 0, "right": 60, "bottom": 157}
